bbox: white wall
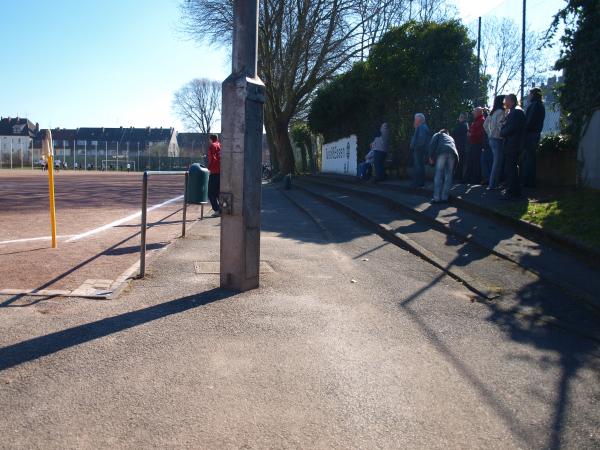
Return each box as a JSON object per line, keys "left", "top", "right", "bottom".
{"left": 321, "top": 135, "right": 357, "bottom": 175}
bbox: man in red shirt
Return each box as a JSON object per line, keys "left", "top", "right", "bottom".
{"left": 465, "top": 107, "right": 485, "bottom": 185}
{"left": 207, "top": 134, "right": 221, "bottom": 217}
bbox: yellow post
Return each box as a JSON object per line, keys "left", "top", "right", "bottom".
{"left": 43, "top": 130, "right": 57, "bottom": 249}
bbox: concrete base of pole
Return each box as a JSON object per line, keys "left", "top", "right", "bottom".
{"left": 219, "top": 74, "right": 265, "bottom": 292}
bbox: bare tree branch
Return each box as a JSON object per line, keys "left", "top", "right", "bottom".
{"left": 172, "top": 78, "right": 222, "bottom": 134}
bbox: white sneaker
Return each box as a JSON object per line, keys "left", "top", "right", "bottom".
{"left": 210, "top": 211, "right": 221, "bottom": 218}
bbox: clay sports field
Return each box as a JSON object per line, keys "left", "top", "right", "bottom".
{"left": 0, "top": 170, "right": 205, "bottom": 301}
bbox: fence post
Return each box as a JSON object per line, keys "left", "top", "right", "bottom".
{"left": 139, "top": 172, "right": 149, "bottom": 277}
{"left": 182, "top": 172, "right": 188, "bottom": 237}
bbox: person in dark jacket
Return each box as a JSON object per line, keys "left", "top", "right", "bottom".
{"left": 207, "top": 134, "right": 221, "bottom": 217}
{"left": 500, "top": 94, "right": 526, "bottom": 199}
{"left": 465, "top": 107, "right": 485, "bottom": 184}
{"left": 521, "top": 87, "right": 546, "bottom": 187}
{"left": 410, "top": 113, "right": 431, "bottom": 187}
{"left": 451, "top": 113, "right": 468, "bottom": 182}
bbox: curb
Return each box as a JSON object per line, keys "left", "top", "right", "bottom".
{"left": 307, "top": 174, "right": 600, "bottom": 269}
{"left": 294, "top": 182, "right": 501, "bottom": 300}
{"left": 298, "top": 177, "right": 600, "bottom": 317}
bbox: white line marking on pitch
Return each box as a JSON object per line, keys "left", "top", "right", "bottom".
{"left": 66, "top": 195, "right": 184, "bottom": 242}
{"left": 0, "top": 235, "right": 75, "bottom": 245}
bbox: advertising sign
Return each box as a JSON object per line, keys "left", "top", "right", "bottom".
{"left": 322, "top": 135, "right": 357, "bottom": 175}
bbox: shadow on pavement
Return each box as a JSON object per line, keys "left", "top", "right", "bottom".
{"left": 0, "top": 208, "right": 183, "bottom": 308}
{"left": 0, "top": 288, "right": 235, "bottom": 372}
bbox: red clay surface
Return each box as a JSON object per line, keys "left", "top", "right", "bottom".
{"left": 0, "top": 170, "right": 204, "bottom": 294}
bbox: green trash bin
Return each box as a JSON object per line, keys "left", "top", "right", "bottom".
{"left": 187, "top": 163, "right": 209, "bottom": 204}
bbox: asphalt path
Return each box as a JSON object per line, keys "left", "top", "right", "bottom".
{"left": 0, "top": 184, "right": 598, "bottom": 449}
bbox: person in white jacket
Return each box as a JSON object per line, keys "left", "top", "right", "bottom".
{"left": 484, "top": 95, "right": 507, "bottom": 190}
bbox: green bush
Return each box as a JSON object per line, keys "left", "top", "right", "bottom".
{"left": 308, "top": 20, "right": 485, "bottom": 162}
{"left": 537, "top": 134, "right": 575, "bottom": 156}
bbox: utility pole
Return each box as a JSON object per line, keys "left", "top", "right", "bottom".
{"left": 521, "top": 0, "right": 526, "bottom": 103}
{"left": 477, "top": 16, "right": 482, "bottom": 106}
{"left": 220, "top": 0, "right": 265, "bottom": 291}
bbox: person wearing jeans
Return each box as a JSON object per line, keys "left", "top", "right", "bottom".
{"left": 484, "top": 95, "right": 507, "bottom": 189}
{"left": 428, "top": 129, "right": 458, "bottom": 203}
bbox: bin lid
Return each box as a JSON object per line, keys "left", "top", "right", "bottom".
{"left": 189, "top": 163, "right": 208, "bottom": 173}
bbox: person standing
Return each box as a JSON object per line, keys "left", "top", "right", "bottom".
{"left": 410, "top": 113, "right": 430, "bottom": 187}
{"left": 428, "top": 129, "right": 459, "bottom": 203}
{"left": 484, "top": 95, "right": 506, "bottom": 190}
{"left": 372, "top": 122, "right": 389, "bottom": 182}
{"left": 451, "top": 113, "right": 468, "bottom": 182}
{"left": 465, "top": 107, "right": 485, "bottom": 184}
{"left": 207, "top": 134, "right": 221, "bottom": 217}
{"left": 522, "top": 87, "right": 546, "bottom": 187}
{"left": 500, "top": 94, "right": 526, "bottom": 199}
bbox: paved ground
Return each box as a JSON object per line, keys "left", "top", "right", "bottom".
{"left": 0, "top": 171, "right": 199, "bottom": 294}
{"left": 0, "top": 184, "right": 598, "bottom": 449}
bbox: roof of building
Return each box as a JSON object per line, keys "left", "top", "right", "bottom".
{"left": 0, "top": 117, "right": 37, "bottom": 137}
{"left": 49, "top": 127, "right": 175, "bottom": 143}
{"left": 176, "top": 132, "right": 212, "bottom": 148}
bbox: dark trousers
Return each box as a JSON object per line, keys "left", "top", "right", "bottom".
{"left": 504, "top": 149, "right": 521, "bottom": 198}
{"left": 373, "top": 150, "right": 386, "bottom": 181}
{"left": 412, "top": 146, "right": 426, "bottom": 187}
{"left": 521, "top": 132, "right": 540, "bottom": 187}
{"left": 465, "top": 143, "right": 482, "bottom": 184}
{"left": 455, "top": 146, "right": 466, "bottom": 181}
{"left": 208, "top": 173, "right": 220, "bottom": 212}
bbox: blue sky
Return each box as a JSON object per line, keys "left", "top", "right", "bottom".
{"left": 1, "top": 0, "right": 565, "bottom": 131}
{"left": 0, "top": 0, "right": 229, "bottom": 130}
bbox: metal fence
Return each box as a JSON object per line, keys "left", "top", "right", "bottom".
{"left": 0, "top": 143, "right": 202, "bottom": 172}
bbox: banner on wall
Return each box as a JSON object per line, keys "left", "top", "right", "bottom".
{"left": 321, "top": 135, "right": 357, "bottom": 175}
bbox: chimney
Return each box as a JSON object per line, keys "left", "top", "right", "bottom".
{"left": 35, "top": 122, "right": 40, "bottom": 134}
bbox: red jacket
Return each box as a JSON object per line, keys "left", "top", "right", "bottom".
{"left": 468, "top": 115, "right": 486, "bottom": 145}
{"left": 207, "top": 141, "right": 221, "bottom": 174}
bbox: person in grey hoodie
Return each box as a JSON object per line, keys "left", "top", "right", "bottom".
{"left": 372, "top": 122, "right": 389, "bottom": 182}
{"left": 428, "top": 129, "right": 459, "bottom": 203}
{"left": 484, "top": 95, "right": 506, "bottom": 190}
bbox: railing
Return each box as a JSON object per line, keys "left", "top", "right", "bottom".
{"left": 139, "top": 171, "right": 189, "bottom": 278}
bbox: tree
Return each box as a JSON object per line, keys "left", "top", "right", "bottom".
{"left": 309, "top": 21, "right": 481, "bottom": 159}
{"left": 172, "top": 78, "right": 221, "bottom": 134}
{"left": 179, "top": 0, "right": 453, "bottom": 175}
{"left": 476, "top": 17, "right": 548, "bottom": 102}
{"left": 546, "top": 0, "right": 600, "bottom": 141}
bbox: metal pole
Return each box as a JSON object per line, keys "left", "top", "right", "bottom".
{"left": 31, "top": 139, "right": 34, "bottom": 170}
{"left": 105, "top": 141, "right": 108, "bottom": 171}
{"left": 95, "top": 142, "right": 98, "bottom": 170}
{"left": 10, "top": 139, "right": 13, "bottom": 169}
{"left": 84, "top": 141, "right": 87, "bottom": 170}
{"left": 137, "top": 142, "right": 140, "bottom": 172}
{"left": 182, "top": 172, "right": 188, "bottom": 237}
{"left": 521, "top": 0, "right": 526, "bottom": 103}
{"left": 73, "top": 139, "right": 76, "bottom": 169}
{"left": 476, "top": 16, "right": 481, "bottom": 106}
{"left": 139, "top": 172, "right": 149, "bottom": 277}
{"left": 20, "top": 141, "right": 23, "bottom": 169}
